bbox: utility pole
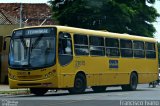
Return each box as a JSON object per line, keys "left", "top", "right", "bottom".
{"left": 20, "top": 3, "right": 22, "bottom": 28}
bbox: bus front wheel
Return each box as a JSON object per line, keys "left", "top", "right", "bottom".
{"left": 68, "top": 73, "right": 86, "bottom": 94}
{"left": 30, "top": 88, "right": 48, "bottom": 96}
{"left": 121, "top": 72, "right": 138, "bottom": 91}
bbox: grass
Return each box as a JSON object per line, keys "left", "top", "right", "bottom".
{"left": 0, "top": 89, "right": 30, "bottom": 95}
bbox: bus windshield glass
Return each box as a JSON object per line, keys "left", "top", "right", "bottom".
{"left": 9, "top": 28, "right": 56, "bottom": 69}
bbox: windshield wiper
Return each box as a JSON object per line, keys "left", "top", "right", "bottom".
{"left": 20, "top": 36, "right": 27, "bottom": 49}
{"left": 31, "top": 34, "right": 44, "bottom": 50}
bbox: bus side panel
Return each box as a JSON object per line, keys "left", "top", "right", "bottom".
{"left": 119, "top": 58, "right": 158, "bottom": 84}
{"left": 58, "top": 56, "right": 158, "bottom": 88}
{"left": 137, "top": 59, "right": 158, "bottom": 83}
{"left": 73, "top": 57, "right": 131, "bottom": 86}
{"left": 58, "top": 56, "right": 131, "bottom": 88}
{"left": 87, "top": 57, "right": 130, "bottom": 86}
{"left": 57, "top": 62, "right": 75, "bottom": 88}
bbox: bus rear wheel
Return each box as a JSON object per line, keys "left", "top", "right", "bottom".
{"left": 68, "top": 73, "right": 86, "bottom": 94}
{"left": 92, "top": 86, "right": 106, "bottom": 92}
{"left": 30, "top": 88, "right": 48, "bottom": 96}
{"left": 121, "top": 72, "right": 138, "bottom": 91}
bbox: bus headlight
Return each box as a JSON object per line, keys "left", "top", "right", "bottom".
{"left": 8, "top": 73, "right": 16, "bottom": 79}
{"left": 44, "top": 70, "right": 55, "bottom": 78}
{"left": 45, "top": 74, "right": 49, "bottom": 78}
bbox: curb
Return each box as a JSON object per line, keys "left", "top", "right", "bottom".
{"left": 0, "top": 90, "right": 30, "bottom": 96}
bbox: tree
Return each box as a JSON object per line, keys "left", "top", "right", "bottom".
{"left": 49, "top": 0, "right": 159, "bottom": 37}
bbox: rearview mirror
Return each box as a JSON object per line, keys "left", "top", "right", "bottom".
{"left": 3, "top": 40, "right": 6, "bottom": 50}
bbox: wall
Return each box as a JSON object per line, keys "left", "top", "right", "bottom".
{"left": 0, "top": 24, "right": 19, "bottom": 83}
{"left": 0, "top": 24, "right": 19, "bottom": 36}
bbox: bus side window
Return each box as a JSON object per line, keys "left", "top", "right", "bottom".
{"left": 74, "top": 34, "right": 89, "bottom": 56}
{"left": 120, "top": 39, "right": 133, "bottom": 57}
{"left": 133, "top": 41, "right": 145, "bottom": 58}
{"left": 105, "top": 38, "right": 119, "bottom": 57}
{"left": 145, "top": 42, "right": 156, "bottom": 58}
{"left": 89, "top": 36, "right": 105, "bottom": 56}
{"left": 58, "top": 32, "right": 73, "bottom": 66}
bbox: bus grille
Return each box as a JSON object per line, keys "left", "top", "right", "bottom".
{"left": 18, "top": 83, "right": 41, "bottom": 86}
{"left": 17, "top": 75, "right": 42, "bottom": 80}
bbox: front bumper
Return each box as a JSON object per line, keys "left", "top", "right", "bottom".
{"left": 9, "top": 76, "right": 58, "bottom": 89}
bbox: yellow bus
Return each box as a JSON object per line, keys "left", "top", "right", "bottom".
{"left": 8, "top": 25, "right": 158, "bottom": 95}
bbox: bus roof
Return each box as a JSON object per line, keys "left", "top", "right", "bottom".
{"left": 14, "top": 25, "right": 157, "bottom": 42}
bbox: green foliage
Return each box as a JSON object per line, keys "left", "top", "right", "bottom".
{"left": 49, "top": 0, "right": 159, "bottom": 37}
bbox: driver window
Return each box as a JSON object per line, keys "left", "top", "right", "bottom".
{"left": 58, "top": 32, "right": 73, "bottom": 66}
{"left": 59, "top": 32, "right": 72, "bottom": 55}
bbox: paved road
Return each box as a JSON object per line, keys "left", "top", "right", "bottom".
{"left": 1, "top": 84, "right": 160, "bottom": 106}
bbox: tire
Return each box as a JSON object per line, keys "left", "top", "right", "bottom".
{"left": 30, "top": 88, "right": 48, "bottom": 96}
{"left": 153, "top": 83, "right": 156, "bottom": 88}
{"left": 152, "top": 81, "right": 157, "bottom": 88}
{"left": 92, "top": 86, "right": 106, "bottom": 92}
{"left": 121, "top": 85, "right": 129, "bottom": 91}
{"left": 121, "top": 72, "right": 138, "bottom": 91}
{"left": 68, "top": 73, "right": 86, "bottom": 94}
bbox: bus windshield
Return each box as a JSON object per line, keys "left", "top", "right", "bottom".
{"left": 9, "top": 28, "right": 56, "bottom": 69}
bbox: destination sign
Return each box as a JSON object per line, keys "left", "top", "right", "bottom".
{"left": 25, "top": 28, "right": 50, "bottom": 35}
{"left": 14, "top": 28, "right": 52, "bottom": 37}
{"left": 14, "top": 30, "right": 23, "bottom": 36}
